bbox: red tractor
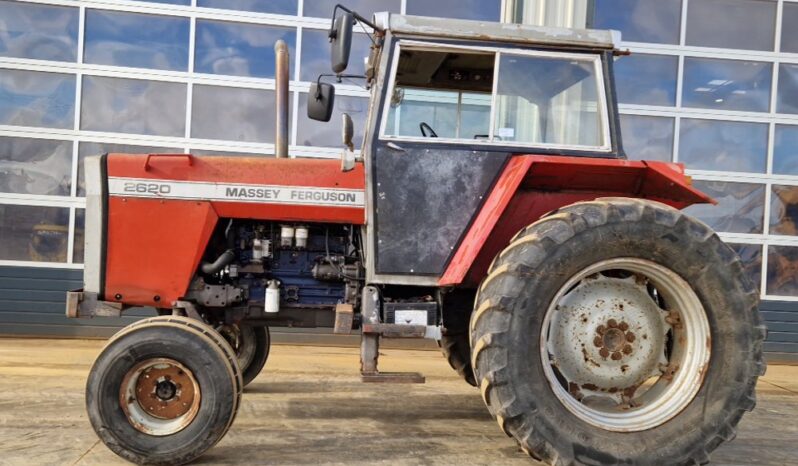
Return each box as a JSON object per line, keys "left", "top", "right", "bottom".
{"left": 68, "top": 6, "right": 766, "bottom": 465}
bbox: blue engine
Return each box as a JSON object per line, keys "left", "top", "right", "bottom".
{"left": 230, "top": 223, "right": 354, "bottom": 307}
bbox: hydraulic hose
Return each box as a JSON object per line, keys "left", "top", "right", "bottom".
{"left": 201, "top": 249, "right": 235, "bottom": 275}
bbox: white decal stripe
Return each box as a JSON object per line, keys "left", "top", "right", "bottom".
{"left": 108, "top": 177, "right": 365, "bottom": 208}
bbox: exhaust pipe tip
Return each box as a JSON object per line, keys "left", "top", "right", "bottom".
{"left": 274, "top": 39, "right": 290, "bottom": 158}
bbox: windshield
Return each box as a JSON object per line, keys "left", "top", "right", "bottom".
{"left": 381, "top": 43, "right": 610, "bottom": 150}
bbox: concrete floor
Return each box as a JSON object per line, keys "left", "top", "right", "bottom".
{"left": 0, "top": 338, "right": 796, "bottom": 466}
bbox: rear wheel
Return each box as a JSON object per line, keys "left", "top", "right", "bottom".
{"left": 86, "top": 317, "right": 241, "bottom": 465}
{"left": 439, "top": 293, "right": 477, "bottom": 386}
{"left": 471, "top": 198, "right": 766, "bottom": 465}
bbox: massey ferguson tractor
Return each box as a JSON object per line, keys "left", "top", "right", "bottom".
{"left": 66, "top": 6, "right": 766, "bottom": 465}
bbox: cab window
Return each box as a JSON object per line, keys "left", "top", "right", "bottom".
{"left": 381, "top": 42, "right": 610, "bottom": 151}
{"left": 384, "top": 49, "right": 493, "bottom": 139}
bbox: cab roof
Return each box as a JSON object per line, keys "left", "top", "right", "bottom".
{"left": 373, "top": 13, "right": 621, "bottom": 52}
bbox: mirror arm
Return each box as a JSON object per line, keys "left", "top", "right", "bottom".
{"left": 330, "top": 4, "right": 382, "bottom": 37}
{"left": 316, "top": 74, "right": 367, "bottom": 96}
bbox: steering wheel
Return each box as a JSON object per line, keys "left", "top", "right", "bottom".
{"left": 419, "top": 122, "right": 438, "bottom": 138}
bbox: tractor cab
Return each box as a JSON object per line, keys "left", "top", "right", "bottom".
{"left": 310, "top": 9, "right": 622, "bottom": 157}
{"left": 309, "top": 10, "right": 672, "bottom": 288}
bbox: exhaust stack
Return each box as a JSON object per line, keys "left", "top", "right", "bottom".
{"left": 274, "top": 39, "right": 289, "bottom": 158}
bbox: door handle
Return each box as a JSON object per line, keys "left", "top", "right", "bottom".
{"left": 386, "top": 142, "right": 406, "bottom": 152}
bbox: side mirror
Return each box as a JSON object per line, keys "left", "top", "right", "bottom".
{"left": 341, "top": 113, "right": 356, "bottom": 172}
{"left": 330, "top": 12, "right": 353, "bottom": 74}
{"left": 307, "top": 82, "right": 335, "bottom": 122}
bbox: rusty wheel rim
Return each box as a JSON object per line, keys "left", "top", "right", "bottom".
{"left": 119, "top": 358, "right": 201, "bottom": 436}
{"left": 540, "top": 258, "right": 711, "bottom": 432}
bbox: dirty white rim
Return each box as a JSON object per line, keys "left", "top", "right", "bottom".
{"left": 540, "top": 258, "right": 711, "bottom": 432}
{"left": 119, "top": 358, "right": 201, "bottom": 436}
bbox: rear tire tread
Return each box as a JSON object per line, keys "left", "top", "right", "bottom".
{"left": 471, "top": 198, "right": 766, "bottom": 466}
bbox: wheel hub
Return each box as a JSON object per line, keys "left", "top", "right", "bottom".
{"left": 541, "top": 259, "right": 711, "bottom": 432}
{"left": 547, "top": 274, "right": 668, "bottom": 393}
{"left": 120, "top": 358, "right": 201, "bottom": 435}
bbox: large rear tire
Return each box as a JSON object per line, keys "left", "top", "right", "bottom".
{"left": 471, "top": 198, "right": 766, "bottom": 465}
{"left": 86, "top": 316, "right": 242, "bottom": 465}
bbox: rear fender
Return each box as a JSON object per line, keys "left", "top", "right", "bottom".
{"left": 439, "top": 155, "right": 713, "bottom": 287}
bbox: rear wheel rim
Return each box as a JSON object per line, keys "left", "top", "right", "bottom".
{"left": 119, "top": 358, "right": 201, "bottom": 436}
{"left": 540, "top": 258, "right": 711, "bottom": 432}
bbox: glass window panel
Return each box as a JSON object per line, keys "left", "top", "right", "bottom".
{"left": 683, "top": 181, "right": 765, "bottom": 234}
{"left": 0, "top": 1, "right": 78, "bottom": 61}
{"left": 197, "top": 0, "right": 297, "bottom": 15}
{"left": 0, "top": 136, "right": 72, "bottom": 196}
{"left": 384, "top": 89, "right": 491, "bottom": 139}
{"left": 77, "top": 142, "right": 173, "bottom": 196}
{"left": 686, "top": 0, "right": 776, "bottom": 51}
{"left": 73, "top": 208, "right": 84, "bottom": 264}
{"left": 81, "top": 76, "right": 186, "bottom": 137}
{"left": 767, "top": 245, "right": 798, "bottom": 296}
{"left": 406, "top": 0, "right": 501, "bottom": 21}
{"left": 300, "top": 29, "right": 371, "bottom": 81}
{"left": 192, "top": 86, "right": 286, "bottom": 143}
{"left": 777, "top": 64, "right": 798, "bottom": 114}
{"left": 297, "top": 94, "right": 368, "bottom": 147}
{"left": 614, "top": 54, "right": 677, "bottom": 106}
{"left": 494, "top": 54, "right": 603, "bottom": 147}
{"left": 195, "top": 20, "right": 296, "bottom": 78}
{"left": 678, "top": 119, "right": 767, "bottom": 173}
{"left": 728, "top": 243, "right": 762, "bottom": 291}
{"left": 593, "top": 0, "right": 681, "bottom": 44}
{"left": 770, "top": 185, "right": 798, "bottom": 236}
{"left": 304, "top": 0, "right": 400, "bottom": 18}
{"left": 0, "top": 69, "right": 75, "bottom": 129}
{"left": 782, "top": 3, "right": 798, "bottom": 53}
{"left": 619, "top": 114, "right": 673, "bottom": 162}
{"left": 682, "top": 58, "right": 771, "bottom": 113}
{"left": 84, "top": 10, "right": 189, "bottom": 71}
{"left": 0, "top": 204, "right": 69, "bottom": 262}
{"left": 773, "top": 125, "right": 798, "bottom": 175}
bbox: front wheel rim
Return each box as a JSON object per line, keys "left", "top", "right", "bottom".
{"left": 540, "top": 258, "right": 711, "bottom": 432}
{"left": 119, "top": 358, "right": 201, "bottom": 436}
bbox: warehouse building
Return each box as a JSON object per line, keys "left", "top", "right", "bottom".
{"left": 0, "top": 0, "right": 796, "bottom": 359}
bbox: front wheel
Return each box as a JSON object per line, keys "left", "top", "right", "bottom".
{"left": 471, "top": 198, "right": 766, "bottom": 465}
{"left": 216, "top": 324, "right": 270, "bottom": 386}
{"left": 86, "top": 316, "right": 241, "bottom": 465}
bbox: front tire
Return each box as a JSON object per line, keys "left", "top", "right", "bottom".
{"left": 86, "top": 317, "right": 242, "bottom": 465}
{"left": 216, "top": 324, "right": 271, "bottom": 386}
{"left": 471, "top": 198, "right": 766, "bottom": 465}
